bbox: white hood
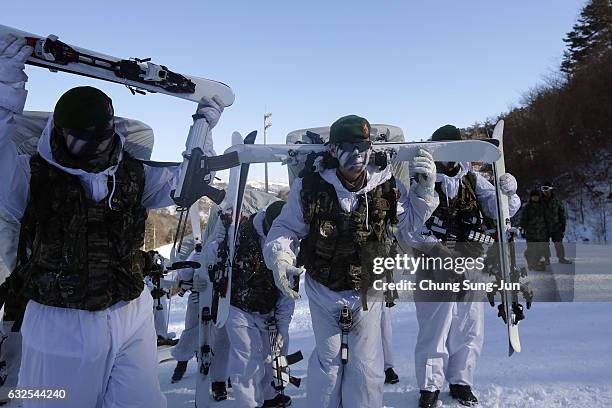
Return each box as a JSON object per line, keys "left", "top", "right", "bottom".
{"left": 36, "top": 116, "right": 126, "bottom": 207}
{"left": 318, "top": 163, "right": 393, "bottom": 230}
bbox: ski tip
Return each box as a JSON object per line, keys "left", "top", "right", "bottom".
{"left": 244, "top": 130, "right": 257, "bottom": 144}
{"left": 493, "top": 120, "right": 505, "bottom": 139}
{"left": 231, "top": 131, "right": 243, "bottom": 146}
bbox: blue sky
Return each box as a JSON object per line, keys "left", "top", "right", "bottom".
{"left": 3, "top": 0, "right": 584, "bottom": 182}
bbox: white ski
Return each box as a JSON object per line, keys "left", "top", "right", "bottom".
{"left": 193, "top": 202, "right": 215, "bottom": 406}
{"left": 0, "top": 24, "right": 234, "bottom": 106}
{"left": 212, "top": 132, "right": 243, "bottom": 329}
{"left": 213, "top": 131, "right": 257, "bottom": 328}
{"left": 491, "top": 120, "right": 522, "bottom": 355}
{"left": 224, "top": 139, "right": 501, "bottom": 166}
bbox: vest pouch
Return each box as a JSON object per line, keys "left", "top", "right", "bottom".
{"left": 314, "top": 220, "right": 338, "bottom": 260}
{"left": 56, "top": 268, "right": 87, "bottom": 304}
{"left": 347, "top": 264, "right": 362, "bottom": 289}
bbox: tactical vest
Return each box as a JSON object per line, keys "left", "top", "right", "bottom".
{"left": 14, "top": 153, "right": 148, "bottom": 311}
{"left": 426, "top": 172, "right": 487, "bottom": 257}
{"left": 231, "top": 214, "right": 279, "bottom": 314}
{"left": 297, "top": 172, "right": 398, "bottom": 294}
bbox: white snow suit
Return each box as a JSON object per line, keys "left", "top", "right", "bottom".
{"left": 264, "top": 164, "right": 438, "bottom": 408}
{"left": 409, "top": 163, "right": 520, "bottom": 392}
{"left": 0, "top": 81, "right": 183, "bottom": 407}
{"left": 381, "top": 305, "right": 395, "bottom": 370}
{"left": 217, "top": 209, "right": 295, "bottom": 408}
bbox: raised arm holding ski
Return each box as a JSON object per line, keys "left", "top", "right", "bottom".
{"left": 0, "top": 35, "right": 33, "bottom": 221}
{"left": 0, "top": 29, "right": 231, "bottom": 408}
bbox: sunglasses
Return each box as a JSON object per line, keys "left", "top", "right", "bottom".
{"left": 338, "top": 141, "right": 372, "bottom": 153}
{"left": 67, "top": 127, "right": 115, "bottom": 141}
{"left": 540, "top": 186, "right": 553, "bottom": 192}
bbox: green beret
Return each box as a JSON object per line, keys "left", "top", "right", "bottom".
{"left": 53, "top": 86, "right": 114, "bottom": 130}
{"left": 431, "top": 124, "right": 461, "bottom": 141}
{"left": 263, "top": 200, "right": 286, "bottom": 234}
{"left": 329, "top": 115, "right": 371, "bottom": 144}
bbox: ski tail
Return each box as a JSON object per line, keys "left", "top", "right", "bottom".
{"left": 213, "top": 131, "right": 257, "bottom": 328}
{"left": 491, "top": 120, "right": 522, "bottom": 355}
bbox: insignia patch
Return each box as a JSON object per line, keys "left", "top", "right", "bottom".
{"left": 362, "top": 122, "right": 370, "bottom": 138}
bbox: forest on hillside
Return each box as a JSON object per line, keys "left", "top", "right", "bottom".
{"left": 464, "top": 0, "right": 611, "bottom": 241}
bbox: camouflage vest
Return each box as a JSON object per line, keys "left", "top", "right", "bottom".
{"left": 426, "top": 171, "right": 486, "bottom": 256}
{"left": 15, "top": 153, "right": 148, "bottom": 311}
{"left": 297, "top": 172, "right": 398, "bottom": 293}
{"left": 231, "top": 214, "right": 279, "bottom": 314}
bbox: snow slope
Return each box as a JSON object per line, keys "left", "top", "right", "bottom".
{"left": 158, "top": 244, "right": 612, "bottom": 408}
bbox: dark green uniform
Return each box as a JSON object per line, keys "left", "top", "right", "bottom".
{"left": 520, "top": 198, "right": 548, "bottom": 269}
{"left": 541, "top": 193, "right": 567, "bottom": 261}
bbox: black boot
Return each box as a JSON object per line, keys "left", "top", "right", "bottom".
{"left": 211, "top": 381, "right": 228, "bottom": 401}
{"left": 450, "top": 384, "right": 479, "bottom": 406}
{"left": 263, "top": 393, "right": 292, "bottom": 407}
{"left": 157, "top": 335, "right": 179, "bottom": 347}
{"left": 384, "top": 367, "right": 399, "bottom": 384}
{"left": 418, "top": 390, "right": 439, "bottom": 408}
{"left": 171, "top": 361, "right": 188, "bottom": 383}
{"left": 559, "top": 258, "right": 573, "bottom": 264}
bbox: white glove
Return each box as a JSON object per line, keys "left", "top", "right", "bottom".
{"left": 0, "top": 35, "right": 32, "bottom": 84}
{"left": 412, "top": 149, "right": 436, "bottom": 199}
{"left": 272, "top": 260, "right": 305, "bottom": 300}
{"left": 499, "top": 173, "right": 517, "bottom": 196}
{"left": 196, "top": 95, "right": 224, "bottom": 130}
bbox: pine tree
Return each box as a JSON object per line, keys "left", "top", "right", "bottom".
{"left": 561, "top": 0, "right": 612, "bottom": 74}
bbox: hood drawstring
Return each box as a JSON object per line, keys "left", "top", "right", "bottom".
{"left": 108, "top": 172, "right": 117, "bottom": 210}
{"left": 444, "top": 183, "right": 449, "bottom": 207}
{"left": 364, "top": 191, "right": 369, "bottom": 230}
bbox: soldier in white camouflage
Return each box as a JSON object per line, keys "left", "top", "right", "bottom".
{"left": 0, "top": 34, "right": 224, "bottom": 408}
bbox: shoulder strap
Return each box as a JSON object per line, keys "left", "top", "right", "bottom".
{"left": 300, "top": 172, "right": 327, "bottom": 224}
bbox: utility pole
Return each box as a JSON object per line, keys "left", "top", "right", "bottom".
{"left": 264, "top": 112, "right": 272, "bottom": 193}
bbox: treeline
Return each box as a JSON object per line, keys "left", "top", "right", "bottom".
{"left": 465, "top": 0, "right": 612, "bottom": 196}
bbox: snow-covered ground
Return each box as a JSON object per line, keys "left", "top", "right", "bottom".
{"left": 158, "top": 243, "right": 612, "bottom": 407}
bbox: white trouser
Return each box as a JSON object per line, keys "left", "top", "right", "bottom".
{"left": 171, "top": 292, "right": 197, "bottom": 362}
{"left": 305, "top": 275, "right": 384, "bottom": 408}
{"left": 18, "top": 288, "right": 166, "bottom": 408}
{"left": 381, "top": 305, "right": 395, "bottom": 370}
{"left": 171, "top": 291, "right": 229, "bottom": 381}
{"left": 225, "top": 295, "right": 294, "bottom": 408}
{"left": 414, "top": 300, "right": 484, "bottom": 391}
